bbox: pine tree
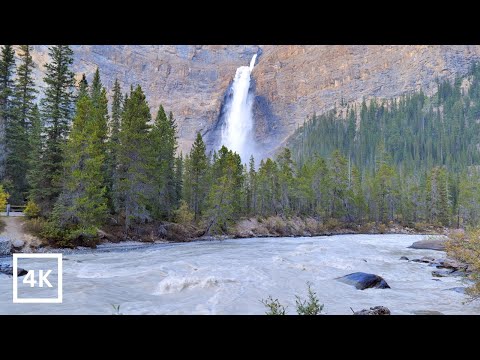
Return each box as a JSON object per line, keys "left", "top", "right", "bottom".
{"left": 205, "top": 146, "right": 244, "bottom": 234}
{"left": 78, "top": 74, "right": 88, "bottom": 98}
{"left": 150, "top": 105, "right": 178, "bottom": 219}
{"left": 37, "top": 45, "right": 75, "bottom": 212}
{"left": 107, "top": 78, "right": 122, "bottom": 213}
{"left": 7, "top": 45, "right": 37, "bottom": 203}
{"left": 174, "top": 154, "right": 183, "bottom": 208}
{"left": 52, "top": 91, "right": 108, "bottom": 240}
{"left": 26, "top": 106, "right": 43, "bottom": 204}
{"left": 184, "top": 132, "right": 209, "bottom": 221}
{"left": 116, "top": 85, "right": 153, "bottom": 232}
{"left": 0, "top": 45, "right": 16, "bottom": 183}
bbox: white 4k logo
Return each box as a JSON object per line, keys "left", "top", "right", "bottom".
{"left": 23, "top": 270, "right": 53, "bottom": 288}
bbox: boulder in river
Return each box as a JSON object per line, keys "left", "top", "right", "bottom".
{"left": 353, "top": 306, "right": 391, "bottom": 315}
{"left": 409, "top": 238, "right": 446, "bottom": 251}
{"left": 444, "top": 287, "right": 466, "bottom": 294}
{"left": 12, "top": 239, "right": 25, "bottom": 249}
{"left": 411, "top": 256, "right": 436, "bottom": 264}
{"left": 338, "top": 272, "right": 391, "bottom": 290}
{"left": 399, "top": 256, "right": 409, "bottom": 260}
{"left": 432, "top": 269, "right": 453, "bottom": 277}
{"left": 0, "top": 264, "right": 28, "bottom": 276}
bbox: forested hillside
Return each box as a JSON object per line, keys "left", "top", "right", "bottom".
{"left": 2, "top": 45, "right": 480, "bottom": 248}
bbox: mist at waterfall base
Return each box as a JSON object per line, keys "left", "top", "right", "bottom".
{"left": 220, "top": 54, "right": 258, "bottom": 164}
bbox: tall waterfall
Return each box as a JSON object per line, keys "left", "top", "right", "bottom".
{"left": 220, "top": 54, "right": 257, "bottom": 162}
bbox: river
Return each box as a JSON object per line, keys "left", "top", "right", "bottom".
{"left": 1, "top": 234, "right": 479, "bottom": 314}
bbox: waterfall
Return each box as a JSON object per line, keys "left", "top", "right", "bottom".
{"left": 220, "top": 54, "right": 257, "bottom": 163}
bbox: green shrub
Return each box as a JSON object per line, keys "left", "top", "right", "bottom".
{"left": 261, "top": 296, "right": 287, "bottom": 315}
{"left": 323, "top": 218, "right": 342, "bottom": 231}
{"left": 174, "top": 200, "right": 194, "bottom": 224}
{"left": 295, "top": 282, "right": 324, "bottom": 315}
{"left": 24, "top": 200, "right": 41, "bottom": 219}
{"left": 23, "top": 218, "right": 48, "bottom": 236}
{"left": 261, "top": 282, "right": 324, "bottom": 315}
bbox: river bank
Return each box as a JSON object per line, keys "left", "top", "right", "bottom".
{"left": 1, "top": 215, "right": 448, "bottom": 254}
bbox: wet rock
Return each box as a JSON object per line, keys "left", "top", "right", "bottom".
{"left": 431, "top": 279, "right": 441, "bottom": 281}
{"left": 353, "top": 306, "right": 391, "bottom": 315}
{"left": 412, "top": 256, "right": 436, "bottom": 264}
{"left": 338, "top": 272, "right": 390, "bottom": 290}
{"left": 399, "top": 256, "right": 409, "bottom": 260}
{"left": 409, "top": 238, "right": 446, "bottom": 251}
{"left": 12, "top": 239, "right": 25, "bottom": 249}
{"left": 412, "top": 310, "right": 444, "bottom": 315}
{"left": 436, "top": 258, "right": 468, "bottom": 271}
{"left": 0, "top": 264, "right": 28, "bottom": 276}
{"left": 444, "top": 287, "right": 466, "bottom": 294}
{"left": 432, "top": 269, "right": 453, "bottom": 277}
{"left": 0, "top": 236, "right": 11, "bottom": 255}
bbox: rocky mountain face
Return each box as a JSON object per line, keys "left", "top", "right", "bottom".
{"left": 24, "top": 45, "right": 480, "bottom": 156}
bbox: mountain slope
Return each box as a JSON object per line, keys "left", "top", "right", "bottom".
{"left": 23, "top": 45, "right": 480, "bottom": 156}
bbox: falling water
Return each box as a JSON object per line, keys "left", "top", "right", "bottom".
{"left": 221, "top": 54, "right": 257, "bottom": 162}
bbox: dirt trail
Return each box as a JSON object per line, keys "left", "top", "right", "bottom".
{"left": 0, "top": 216, "right": 41, "bottom": 250}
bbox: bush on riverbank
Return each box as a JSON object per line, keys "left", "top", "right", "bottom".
{"left": 262, "top": 282, "right": 324, "bottom": 315}
{"left": 446, "top": 228, "right": 480, "bottom": 300}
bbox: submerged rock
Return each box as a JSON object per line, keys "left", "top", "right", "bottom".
{"left": 399, "top": 256, "right": 409, "bottom": 260}
{"left": 338, "top": 272, "right": 390, "bottom": 290}
{"left": 432, "top": 269, "right": 453, "bottom": 277}
{"left": 444, "top": 287, "right": 466, "bottom": 294}
{"left": 411, "top": 256, "right": 436, "bottom": 264}
{"left": 0, "top": 264, "right": 28, "bottom": 276}
{"left": 353, "top": 306, "right": 391, "bottom": 315}
{"left": 409, "top": 238, "right": 446, "bottom": 251}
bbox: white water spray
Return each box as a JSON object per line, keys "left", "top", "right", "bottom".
{"left": 221, "top": 54, "right": 257, "bottom": 162}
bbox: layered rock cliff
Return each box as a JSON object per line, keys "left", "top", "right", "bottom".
{"left": 24, "top": 45, "right": 480, "bottom": 157}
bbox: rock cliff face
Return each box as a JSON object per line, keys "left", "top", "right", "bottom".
{"left": 24, "top": 45, "right": 480, "bottom": 156}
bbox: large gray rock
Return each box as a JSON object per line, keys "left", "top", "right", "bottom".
{"left": 353, "top": 306, "right": 391, "bottom": 315}
{"left": 12, "top": 239, "right": 25, "bottom": 249}
{"left": 0, "top": 236, "right": 11, "bottom": 255}
{"left": 409, "top": 238, "right": 446, "bottom": 251}
{"left": 338, "top": 272, "right": 391, "bottom": 290}
{"left": 0, "top": 264, "right": 28, "bottom": 276}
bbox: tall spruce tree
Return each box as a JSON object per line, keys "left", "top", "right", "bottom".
{"left": 26, "top": 105, "right": 43, "bottom": 204}
{"left": 36, "top": 45, "right": 75, "bottom": 212}
{"left": 0, "top": 45, "right": 16, "bottom": 184}
{"left": 7, "top": 45, "right": 37, "bottom": 203}
{"left": 116, "top": 85, "right": 153, "bottom": 232}
{"left": 107, "top": 78, "right": 122, "bottom": 213}
{"left": 52, "top": 91, "right": 108, "bottom": 239}
{"left": 150, "top": 105, "right": 178, "bottom": 219}
{"left": 184, "top": 132, "right": 209, "bottom": 221}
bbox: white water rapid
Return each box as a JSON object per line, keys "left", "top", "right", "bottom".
{"left": 1, "top": 234, "right": 479, "bottom": 314}
{"left": 220, "top": 54, "right": 257, "bottom": 163}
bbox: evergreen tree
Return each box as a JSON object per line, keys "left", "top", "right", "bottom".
{"left": 150, "top": 105, "right": 178, "bottom": 219}
{"left": 52, "top": 91, "right": 108, "bottom": 239}
{"left": 7, "top": 45, "right": 37, "bottom": 203}
{"left": 0, "top": 45, "right": 16, "bottom": 183}
{"left": 107, "top": 78, "right": 122, "bottom": 213}
{"left": 26, "top": 106, "right": 43, "bottom": 204}
{"left": 78, "top": 74, "right": 88, "bottom": 98}
{"left": 184, "top": 132, "right": 209, "bottom": 221}
{"left": 205, "top": 146, "right": 243, "bottom": 234}
{"left": 36, "top": 45, "right": 75, "bottom": 212}
{"left": 116, "top": 85, "right": 153, "bottom": 232}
